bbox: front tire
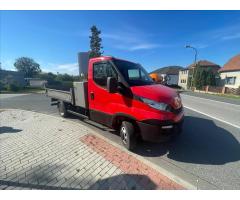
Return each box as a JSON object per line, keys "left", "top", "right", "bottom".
{"left": 171, "top": 121, "right": 184, "bottom": 141}
{"left": 120, "top": 121, "right": 137, "bottom": 151}
{"left": 58, "top": 101, "right": 68, "bottom": 118}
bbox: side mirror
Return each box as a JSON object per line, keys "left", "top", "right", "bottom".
{"left": 107, "top": 77, "right": 118, "bottom": 93}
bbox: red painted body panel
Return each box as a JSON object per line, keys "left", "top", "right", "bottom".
{"left": 88, "top": 56, "right": 183, "bottom": 123}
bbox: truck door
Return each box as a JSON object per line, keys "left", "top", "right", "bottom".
{"left": 88, "top": 60, "right": 119, "bottom": 126}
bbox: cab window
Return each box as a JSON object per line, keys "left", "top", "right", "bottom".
{"left": 93, "top": 62, "right": 118, "bottom": 88}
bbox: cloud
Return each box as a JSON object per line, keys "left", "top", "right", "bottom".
{"left": 221, "top": 33, "right": 240, "bottom": 40}
{"left": 102, "top": 27, "right": 166, "bottom": 52}
{"left": 209, "top": 23, "right": 240, "bottom": 41}
{"left": 57, "top": 63, "right": 78, "bottom": 71}
{"left": 129, "top": 44, "right": 160, "bottom": 51}
{"left": 193, "top": 43, "right": 209, "bottom": 49}
{"left": 186, "top": 23, "right": 240, "bottom": 49}
{"left": 42, "top": 62, "right": 79, "bottom": 75}
{"left": 1, "top": 60, "right": 15, "bottom": 71}
{"left": 102, "top": 33, "right": 123, "bottom": 41}
{"left": 114, "top": 43, "right": 163, "bottom": 52}
{"left": 102, "top": 33, "right": 140, "bottom": 44}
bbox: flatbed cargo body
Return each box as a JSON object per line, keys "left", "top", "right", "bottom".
{"left": 46, "top": 88, "right": 73, "bottom": 103}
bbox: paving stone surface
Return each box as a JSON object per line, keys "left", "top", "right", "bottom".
{"left": 0, "top": 109, "right": 184, "bottom": 190}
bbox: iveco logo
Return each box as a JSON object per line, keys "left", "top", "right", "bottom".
{"left": 173, "top": 97, "right": 182, "bottom": 109}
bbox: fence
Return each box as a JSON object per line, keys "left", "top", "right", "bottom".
{"left": 194, "top": 85, "right": 240, "bottom": 96}
{"left": 225, "top": 87, "right": 240, "bottom": 95}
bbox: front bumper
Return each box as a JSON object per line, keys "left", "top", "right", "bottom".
{"left": 137, "top": 115, "right": 184, "bottom": 142}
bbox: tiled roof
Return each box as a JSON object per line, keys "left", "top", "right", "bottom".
{"left": 219, "top": 54, "right": 240, "bottom": 72}
{"left": 150, "top": 66, "right": 183, "bottom": 75}
{"left": 187, "top": 60, "right": 220, "bottom": 69}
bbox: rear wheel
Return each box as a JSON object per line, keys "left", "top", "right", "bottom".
{"left": 58, "top": 101, "right": 68, "bottom": 118}
{"left": 120, "top": 121, "right": 137, "bottom": 151}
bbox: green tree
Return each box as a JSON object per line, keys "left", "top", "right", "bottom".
{"left": 55, "top": 73, "right": 74, "bottom": 82}
{"left": 200, "top": 69, "right": 207, "bottom": 87}
{"left": 36, "top": 72, "right": 59, "bottom": 85}
{"left": 206, "top": 69, "right": 216, "bottom": 86}
{"left": 89, "top": 25, "right": 103, "bottom": 58}
{"left": 14, "top": 57, "right": 41, "bottom": 78}
{"left": 193, "top": 67, "right": 202, "bottom": 89}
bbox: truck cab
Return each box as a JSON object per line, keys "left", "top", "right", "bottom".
{"left": 47, "top": 55, "right": 184, "bottom": 150}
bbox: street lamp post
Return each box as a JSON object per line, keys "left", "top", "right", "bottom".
{"left": 185, "top": 45, "right": 198, "bottom": 89}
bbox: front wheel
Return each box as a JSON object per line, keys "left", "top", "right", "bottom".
{"left": 120, "top": 121, "right": 137, "bottom": 151}
{"left": 171, "top": 121, "right": 184, "bottom": 141}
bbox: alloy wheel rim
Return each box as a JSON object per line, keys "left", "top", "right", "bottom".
{"left": 121, "top": 126, "right": 128, "bottom": 144}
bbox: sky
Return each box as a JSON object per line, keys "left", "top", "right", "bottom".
{"left": 1, "top": 10, "right": 240, "bottom": 75}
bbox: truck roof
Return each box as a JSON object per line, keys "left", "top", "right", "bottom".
{"left": 89, "top": 56, "right": 113, "bottom": 62}
{"left": 89, "top": 56, "right": 138, "bottom": 65}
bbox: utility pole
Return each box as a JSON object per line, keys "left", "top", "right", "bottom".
{"left": 185, "top": 45, "right": 198, "bottom": 89}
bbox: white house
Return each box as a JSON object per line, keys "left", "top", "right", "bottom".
{"left": 178, "top": 69, "right": 189, "bottom": 89}
{"left": 219, "top": 54, "right": 240, "bottom": 89}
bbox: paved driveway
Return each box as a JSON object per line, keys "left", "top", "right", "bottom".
{"left": 0, "top": 109, "right": 184, "bottom": 190}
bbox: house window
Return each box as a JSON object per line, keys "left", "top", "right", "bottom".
{"left": 225, "top": 77, "right": 236, "bottom": 85}
{"left": 181, "top": 79, "right": 186, "bottom": 83}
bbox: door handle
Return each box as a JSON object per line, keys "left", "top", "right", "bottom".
{"left": 90, "top": 92, "right": 94, "bottom": 100}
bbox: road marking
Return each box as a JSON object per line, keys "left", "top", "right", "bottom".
{"left": 184, "top": 105, "right": 240, "bottom": 129}
{"left": 181, "top": 94, "right": 240, "bottom": 107}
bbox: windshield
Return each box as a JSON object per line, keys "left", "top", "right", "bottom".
{"left": 113, "top": 59, "right": 155, "bottom": 86}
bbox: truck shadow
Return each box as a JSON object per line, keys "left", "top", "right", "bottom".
{"left": 88, "top": 174, "right": 156, "bottom": 190}
{"left": 1, "top": 163, "right": 156, "bottom": 190}
{"left": 0, "top": 126, "right": 22, "bottom": 134}
{"left": 134, "top": 116, "right": 240, "bottom": 165}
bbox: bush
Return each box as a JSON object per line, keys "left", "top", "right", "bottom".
{"left": 0, "top": 82, "right": 5, "bottom": 91}
{"left": 6, "top": 83, "right": 20, "bottom": 92}
{"left": 61, "top": 81, "right": 73, "bottom": 88}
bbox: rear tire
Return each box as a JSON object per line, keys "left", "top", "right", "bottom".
{"left": 120, "top": 121, "right": 137, "bottom": 151}
{"left": 58, "top": 101, "right": 68, "bottom": 118}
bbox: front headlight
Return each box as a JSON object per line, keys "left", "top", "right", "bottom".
{"left": 140, "top": 97, "right": 170, "bottom": 112}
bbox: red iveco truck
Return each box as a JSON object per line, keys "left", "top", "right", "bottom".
{"left": 46, "top": 53, "right": 184, "bottom": 150}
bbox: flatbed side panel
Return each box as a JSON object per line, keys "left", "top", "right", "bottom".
{"left": 73, "top": 81, "right": 88, "bottom": 108}
{"left": 46, "top": 88, "right": 72, "bottom": 103}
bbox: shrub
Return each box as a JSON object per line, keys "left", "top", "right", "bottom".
{"left": 61, "top": 81, "right": 73, "bottom": 88}
{"left": 0, "top": 82, "right": 5, "bottom": 91}
{"left": 6, "top": 83, "right": 20, "bottom": 92}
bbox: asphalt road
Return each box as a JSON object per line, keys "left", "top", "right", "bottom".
{"left": 0, "top": 92, "right": 240, "bottom": 189}
{"left": 181, "top": 93, "right": 240, "bottom": 129}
